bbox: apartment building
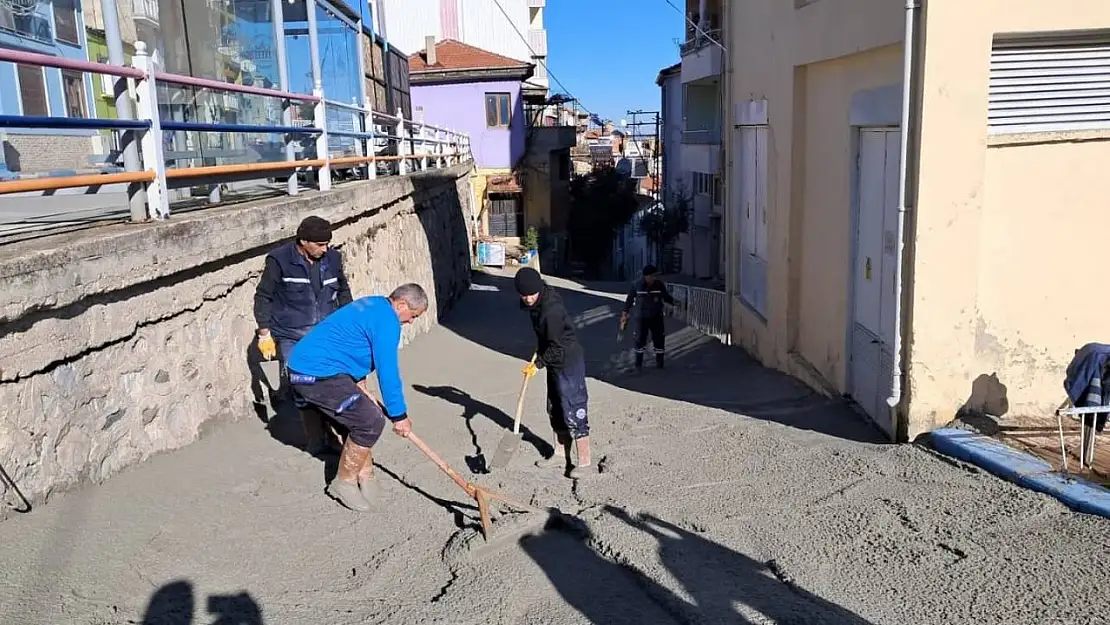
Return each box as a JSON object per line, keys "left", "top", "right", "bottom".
{"left": 724, "top": 0, "right": 1110, "bottom": 440}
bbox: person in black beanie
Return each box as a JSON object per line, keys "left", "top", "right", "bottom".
{"left": 514, "top": 267, "right": 595, "bottom": 479}
{"left": 254, "top": 215, "right": 353, "bottom": 455}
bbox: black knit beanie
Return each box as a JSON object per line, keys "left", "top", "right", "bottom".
{"left": 514, "top": 267, "right": 544, "bottom": 296}
{"left": 296, "top": 216, "right": 333, "bottom": 243}
{"left": 643, "top": 264, "right": 659, "bottom": 276}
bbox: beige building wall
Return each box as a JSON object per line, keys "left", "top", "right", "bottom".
{"left": 909, "top": 0, "right": 1110, "bottom": 435}
{"left": 725, "top": 0, "right": 904, "bottom": 415}
{"left": 728, "top": 0, "right": 1110, "bottom": 440}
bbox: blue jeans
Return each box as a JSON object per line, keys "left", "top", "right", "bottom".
{"left": 546, "top": 354, "right": 590, "bottom": 439}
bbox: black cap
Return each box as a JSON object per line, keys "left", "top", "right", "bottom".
{"left": 296, "top": 216, "right": 332, "bottom": 243}
{"left": 514, "top": 267, "right": 545, "bottom": 296}
{"left": 642, "top": 264, "right": 659, "bottom": 277}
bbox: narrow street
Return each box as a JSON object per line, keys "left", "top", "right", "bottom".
{"left": 0, "top": 273, "right": 1105, "bottom": 625}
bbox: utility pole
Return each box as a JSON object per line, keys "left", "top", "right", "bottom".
{"left": 625, "top": 109, "right": 661, "bottom": 202}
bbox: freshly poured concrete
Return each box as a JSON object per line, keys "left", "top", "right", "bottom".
{"left": 0, "top": 274, "right": 1106, "bottom": 625}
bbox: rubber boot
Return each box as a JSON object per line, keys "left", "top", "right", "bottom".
{"left": 356, "top": 448, "right": 384, "bottom": 502}
{"left": 536, "top": 432, "right": 572, "bottom": 469}
{"left": 301, "top": 409, "right": 327, "bottom": 456}
{"left": 655, "top": 353, "right": 664, "bottom": 369}
{"left": 327, "top": 439, "right": 372, "bottom": 512}
{"left": 634, "top": 351, "right": 644, "bottom": 371}
{"left": 568, "top": 436, "right": 594, "bottom": 479}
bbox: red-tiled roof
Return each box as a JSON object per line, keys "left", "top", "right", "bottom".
{"left": 409, "top": 39, "right": 531, "bottom": 72}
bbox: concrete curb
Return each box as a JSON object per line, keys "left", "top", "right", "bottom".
{"left": 929, "top": 428, "right": 1110, "bottom": 519}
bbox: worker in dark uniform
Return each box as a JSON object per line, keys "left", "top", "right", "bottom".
{"left": 514, "top": 268, "right": 595, "bottom": 479}
{"left": 286, "top": 284, "right": 427, "bottom": 511}
{"left": 620, "top": 264, "right": 678, "bottom": 371}
{"left": 253, "top": 216, "right": 353, "bottom": 455}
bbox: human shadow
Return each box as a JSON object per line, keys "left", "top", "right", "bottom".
{"left": 442, "top": 270, "right": 887, "bottom": 444}
{"left": 412, "top": 383, "right": 555, "bottom": 473}
{"left": 140, "top": 580, "right": 265, "bottom": 625}
{"left": 519, "top": 507, "right": 874, "bottom": 624}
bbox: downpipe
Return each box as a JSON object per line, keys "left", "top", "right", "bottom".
{"left": 886, "top": 0, "right": 921, "bottom": 439}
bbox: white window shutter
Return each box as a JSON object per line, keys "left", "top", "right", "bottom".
{"left": 989, "top": 33, "right": 1110, "bottom": 134}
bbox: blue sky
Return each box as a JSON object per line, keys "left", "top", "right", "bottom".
{"left": 543, "top": 0, "right": 685, "bottom": 124}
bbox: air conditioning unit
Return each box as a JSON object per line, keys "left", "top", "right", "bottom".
{"left": 100, "top": 73, "right": 116, "bottom": 98}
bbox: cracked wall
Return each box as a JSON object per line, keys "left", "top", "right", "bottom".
{"left": 0, "top": 165, "right": 476, "bottom": 519}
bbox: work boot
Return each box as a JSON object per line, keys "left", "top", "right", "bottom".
{"left": 356, "top": 450, "right": 384, "bottom": 502}
{"left": 536, "top": 436, "right": 572, "bottom": 470}
{"left": 301, "top": 409, "right": 327, "bottom": 456}
{"left": 327, "top": 439, "right": 372, "bottom": 512}
{"left": 568, "top": 436, "right": 594, "bottom": 479}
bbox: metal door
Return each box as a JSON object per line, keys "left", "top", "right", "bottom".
{"left": 488, "top": 194, "right": 522, "bottom": 238}
{"left": 849, "top": 128, "right": 901, "bottom": 436}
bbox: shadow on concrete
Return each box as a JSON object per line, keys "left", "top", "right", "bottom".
{"left": 412, "top": 384, "right": 555, "bottom": 473}
{"left": 521, "top": 505, "right": 873, "bottom": 624}
{"left": 141, "top": 580, "right": 263, "bottom": 624}
{"left": 441, "top": 271, "right": 887, "bottom": 445}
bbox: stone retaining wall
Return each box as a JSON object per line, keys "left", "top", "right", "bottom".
{"left": 0, "top": 164, "right": 476, "bottom": 519}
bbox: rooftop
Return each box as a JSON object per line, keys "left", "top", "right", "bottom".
{"left": 409, "top": 39, "right": 531, "bottom": 73}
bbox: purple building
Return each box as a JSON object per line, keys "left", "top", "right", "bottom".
{"left": 409, "top": 38, "right": 533, "bottom": 239}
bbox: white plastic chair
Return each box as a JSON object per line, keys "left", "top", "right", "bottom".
{"left": 1055, "top": 399, "right": 1102, "bottom": 472}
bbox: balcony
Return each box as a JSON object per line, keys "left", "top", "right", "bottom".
{"left": 132, "top": 0, "right": 159, "bottom": 26}
{"left": 681, "top": 128, "right": 721, "bottom": 145}
{"left": 528, "top": 29, "right": 547, "bottom": 57}
{"left": 680, "top": 28, "right": 722, "bottom": 84}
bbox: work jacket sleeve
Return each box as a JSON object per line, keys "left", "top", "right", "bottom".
{"left": 253, "top": 256, "right": 282, "bottom": 329}
{"left": 659, "top": 282, "right": 676, "bottom": 305}
{"left": 373, "top": 323, "right": 408, "bottom": 420}
{"left": 623, "top": 282, "right": 637, "bottom": 314}
{"left": 535, "top": 301, "right": 569, "bottom": 369}
{"left": 334, "top": 253, "right": 354, "bottom": 307}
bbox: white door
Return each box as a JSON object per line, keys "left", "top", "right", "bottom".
{"left": 850, "top": 128, "right": 901, "bottom": 436}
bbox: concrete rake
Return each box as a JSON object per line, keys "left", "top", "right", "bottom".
{"left": 407, "top": 431, "right": 538, "bottom": 541}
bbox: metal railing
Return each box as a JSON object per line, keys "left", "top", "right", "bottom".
{"left": 679, "top": 28, "right": 722, "bottom": 55}
{"left": 0, "top": 41, "right": 472, "bottom": 232}
{"left": 666, "top": 283, "right": 731, "bottom": 345}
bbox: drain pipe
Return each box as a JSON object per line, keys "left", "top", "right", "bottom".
{"left": 886, "top": 0, "right": 921, "bottom": 438}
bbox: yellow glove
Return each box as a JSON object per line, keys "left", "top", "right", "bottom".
{"left": 257, "top": 333, "right": 277, "bottom": 360}
{"left": 522, "top": 362, "right": 538, "bottom": 378}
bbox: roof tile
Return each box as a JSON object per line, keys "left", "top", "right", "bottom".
{"left": 409, "top": 39, "right": 531, "bottom": 73}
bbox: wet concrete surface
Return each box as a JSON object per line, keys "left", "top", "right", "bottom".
{"left": 0, "top": 272, "right": 1107, "bottom": 625}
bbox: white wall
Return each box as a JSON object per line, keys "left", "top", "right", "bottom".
{"left": 380, "top": 0, "right": 533, "bottom": 61}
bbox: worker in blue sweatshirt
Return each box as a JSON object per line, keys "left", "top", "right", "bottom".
{"left": 286, "top": 283, "right": 428, "bottom": 512}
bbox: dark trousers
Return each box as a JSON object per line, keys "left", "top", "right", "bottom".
{"left": 546, "top": 355, "right": 590, "bottom": 440}
{"left": 289, "top": 373, "right": 386, "bottom": 447}
{"left": 634, "top": 316, "right": 666, "bottom": 366}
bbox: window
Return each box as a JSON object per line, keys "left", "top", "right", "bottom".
{"left": 53, "top": 0, "right": 79, "bottom": 46}
{"left": 693, "top": 171, "right": 712, "bottom": 196}
{"left": 989, "top": 32, "right": 1110, "bottom": 134}
{"left": 712, "top": 174, "right": 722, "bottom": 206}
{"left": 17, "top": 64, "right": 48, "bottom": 116}
{"left": 62, "top": 70, "right": 87, "bottom": 118}
{"left": 485, "top": 92, "right": 511, "bottom": 128}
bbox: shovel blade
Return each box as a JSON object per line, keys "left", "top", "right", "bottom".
{"left": 489, "top": 431, "right": 522, "bottom": 470}
{"left": 259, "top": 360, "right": 282, "bottom": 391}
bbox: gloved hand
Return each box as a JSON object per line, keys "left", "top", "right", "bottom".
{"left": 522, "top": 361, "right": 538, "bottom": 378}
{"left": 619, "top": 311, "right": 628, "bottom": 329}
{"left": 257, "top": 333, "right": 277, "bottom": 360}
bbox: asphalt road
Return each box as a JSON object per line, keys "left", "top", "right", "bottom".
{"left": 0, "top": 273, "right": 1105, "bottom": 625}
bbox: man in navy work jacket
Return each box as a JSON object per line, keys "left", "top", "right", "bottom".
{"left": 514, "top": 268, "right": 595, "bottom": 480}
{"left": 254, "top": 216, "right": 353, "bottom": 454}
{"left": 620, "top": 264, "right": 678, "bottom": 371}
{"left": 286, "top": 283, "right": 427, "bottom": 512}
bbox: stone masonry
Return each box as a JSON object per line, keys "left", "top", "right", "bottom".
{"left": 0, "top": 164, "right": 476, "bottom": 518}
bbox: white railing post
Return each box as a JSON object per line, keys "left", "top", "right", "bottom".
{"left": 307, "top": 0, "right": 331, "bottom": 190}
{"left": 419, "top": 123, "right": 428, "bottom": 171}
{"left": 447, "top": 128, "right": 456, "bottom": 167}
{"left": 131, "top": 42, "right": 169, "bottom": 220}
{"left": 366, "top": 108, "right": 377, "bottom": 180}
{"left": 396, "top": 107, "right": 408, "bottom": 176}
{"left": 437, "top": 127, "right": 446, "bottom": 168}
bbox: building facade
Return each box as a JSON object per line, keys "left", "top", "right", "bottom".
{"left": 409, "top": 38, "right": 532, "bottom": 241}
{"left": 0, "top": 0, "right": 96, "bottom": 178}
{"left": 376, "top": 0, "right": 548, "bottom": 100}
{"left": 724, "top": 0, "right": 1110, "bottom": 440}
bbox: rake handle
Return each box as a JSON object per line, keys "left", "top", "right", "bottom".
{"left": 406, "top": 431, "right": 476, "bottom": 498}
